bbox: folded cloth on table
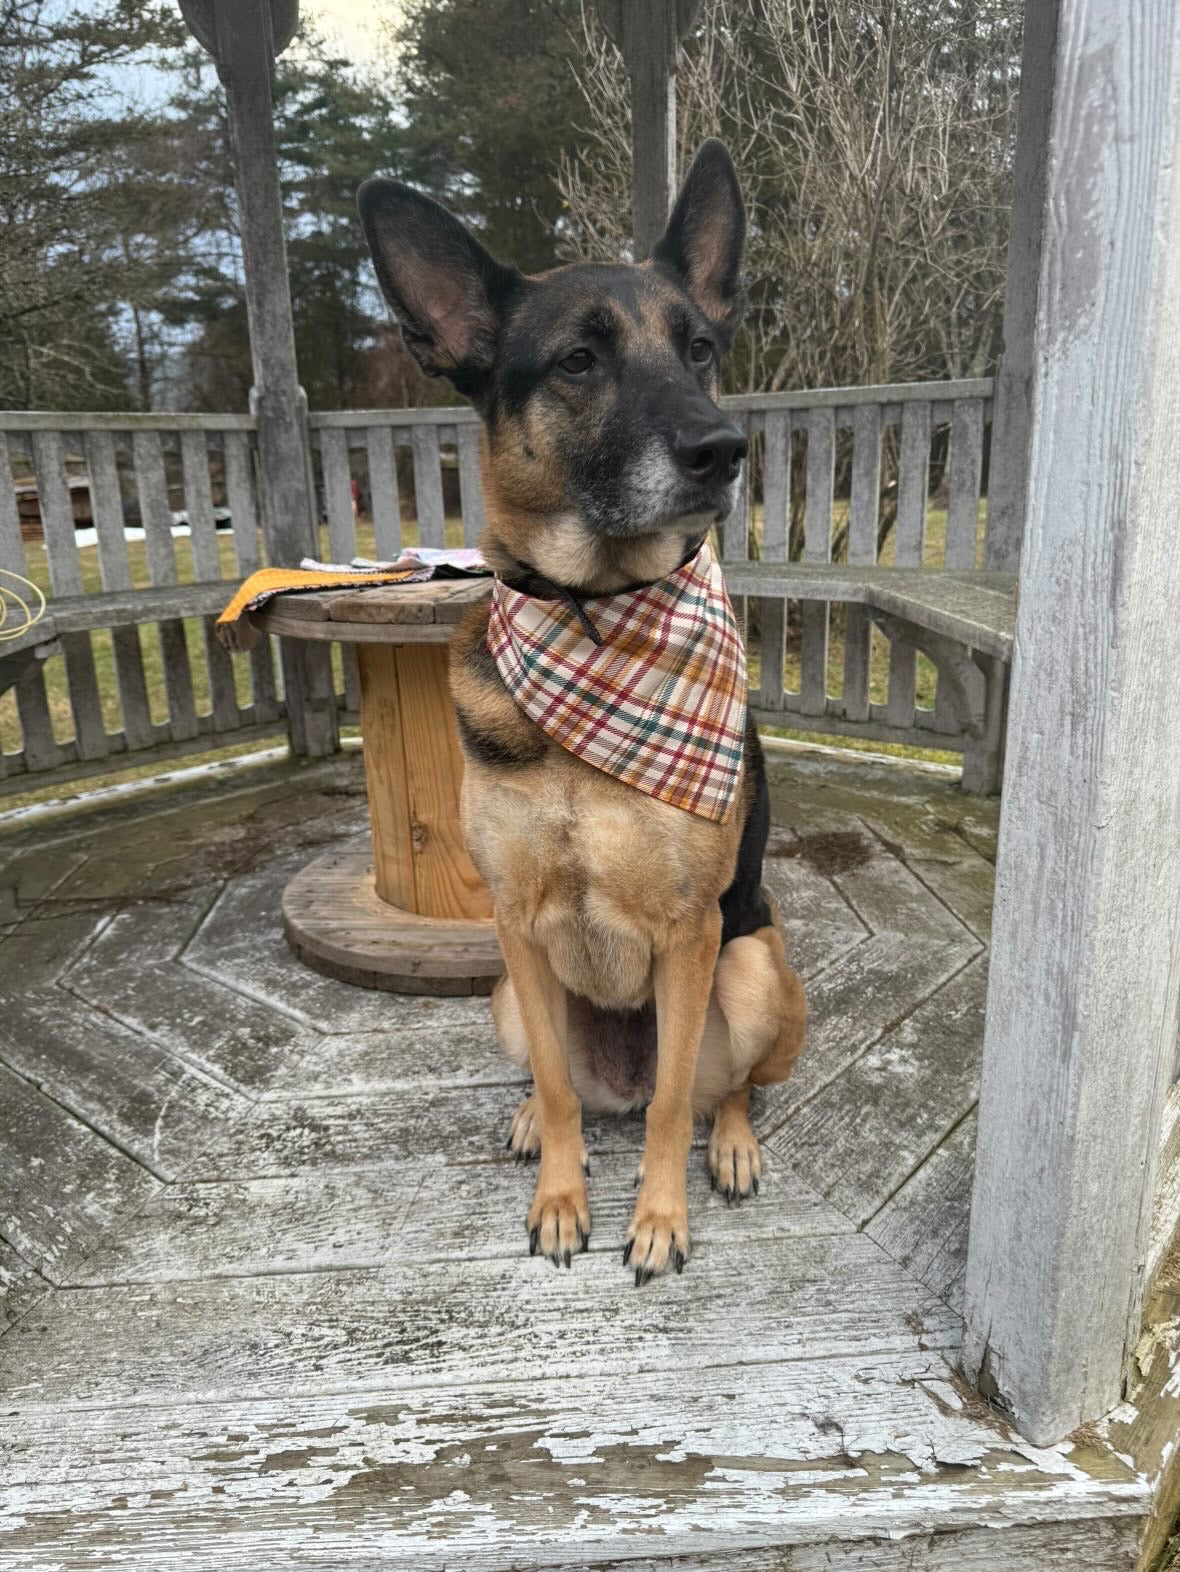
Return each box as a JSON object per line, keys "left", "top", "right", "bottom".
{"left": 215, "top": 548, "right": 489, "bottom": 652}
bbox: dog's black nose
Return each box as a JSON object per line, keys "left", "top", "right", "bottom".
{"left": 673, "top": 424, "right": 748, "bottom": 485}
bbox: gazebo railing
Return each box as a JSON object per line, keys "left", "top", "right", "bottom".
{"left": 0, "top": 378, "right": 993, "bottom": 792}
{"left": 0, "top": 412, "right": 283, "bottom": 788}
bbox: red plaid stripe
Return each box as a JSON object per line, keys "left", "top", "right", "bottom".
{"left": 486, "top": 541, "right": 747, "bottom": 821}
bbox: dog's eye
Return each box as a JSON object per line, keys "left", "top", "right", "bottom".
{"left": 690, "top": 337, "right": 714, "bottom": 365}
{"left": 558, "top": 348, "right": 595, "bottom": 375}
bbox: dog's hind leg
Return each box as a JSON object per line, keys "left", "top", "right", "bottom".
{"left": 492, "top": 975, "right": 544, "bottom": 1161}
{"left": 495, "top": 919, "right": 590, "bottom": 1267}
{"left": 703, "top": 922, "right": 807, "bottom": 1202}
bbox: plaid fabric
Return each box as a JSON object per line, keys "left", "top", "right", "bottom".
{"left": 487, "top": 540, "right": 747, "bottom": 822}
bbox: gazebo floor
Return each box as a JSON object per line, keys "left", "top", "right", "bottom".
{"left": 0, "top": 743, "right": 1169, "bottom": 1569}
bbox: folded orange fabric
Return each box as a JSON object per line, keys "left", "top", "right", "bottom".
{"left": 216, "top": 566, "right": 424, "bottom": 652}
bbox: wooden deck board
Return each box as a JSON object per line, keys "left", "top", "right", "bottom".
{"left": 0, "top": 744, "right": 1161, "bottom": 1567}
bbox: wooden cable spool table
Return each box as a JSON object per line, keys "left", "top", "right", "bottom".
{"left": 252, "top": 577, "right": 503, "bottom": 995}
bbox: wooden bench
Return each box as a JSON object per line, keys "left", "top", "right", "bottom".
{"left": 723, "top": 562, "right": 1017, "bottom": 791}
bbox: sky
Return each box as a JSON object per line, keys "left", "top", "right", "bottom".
{"left": 304, "top": 0, "right": 395, "bottom": 63}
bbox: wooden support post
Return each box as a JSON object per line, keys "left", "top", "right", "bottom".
{"left": 984, "top": 2, "right": 1059, "bottom": 574}
{"left": 963, "top": 0, "right": 1180, "bottom": 1445}
{"left": 595, "top": 0, "right": 701, "bottom": 259}
{"left": 179, "top": 0, "right": 337, "bottom": 757}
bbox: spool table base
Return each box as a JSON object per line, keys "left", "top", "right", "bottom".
{"left": 281, "top": 842, "right": 503, "bottom": 996}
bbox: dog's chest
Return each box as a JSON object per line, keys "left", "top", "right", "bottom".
{"left": 461, "top": 750, "right": 738, "bottom": 1007}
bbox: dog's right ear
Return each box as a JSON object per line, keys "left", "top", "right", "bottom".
{"left": 358, "top": 179, "right": 521, "bottom": 400}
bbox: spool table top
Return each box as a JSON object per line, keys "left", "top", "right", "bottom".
{"left": 251, "top": 577, "right": 492, "bottom": 644}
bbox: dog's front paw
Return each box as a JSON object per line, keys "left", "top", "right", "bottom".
{"left": 624, "top": 1191, "right": 690, "bottom": 1285}
{"left": 707, "top": 1106, "right": 762, "bottom": 1204}
{"left": 506, "top": 1094, "right": 541, "bottom": 1161}
{"left": 527, "top": 1170, "right": 590, "bottom": 1268}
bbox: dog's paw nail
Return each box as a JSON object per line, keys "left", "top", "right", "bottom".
{"left": 752, "top": 1176, "right": 760, "bottom": 1196}
{"left": 622, "top": 1239, "right": 634, "bottom": 1266}
{"left": 529, "top": 1226, "right": 540, "bottom": 1256}
{"left": 673, "top": 1248, "right": 685, "bottom": 1274}
{"left": 563, "top": 1248, "right": 572, "bottom": 1268}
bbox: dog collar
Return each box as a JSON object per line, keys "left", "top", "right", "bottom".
{"left": 486, "top": 538, "right": 747, "bottom": 822}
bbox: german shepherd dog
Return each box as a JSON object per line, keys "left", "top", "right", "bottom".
{"left": 359, "top": 141, "right": 806, "bottom": 1284}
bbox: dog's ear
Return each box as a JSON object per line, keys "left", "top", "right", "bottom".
{"left": 651, "top": 140, "right": 745, "bottom": 339}
{"left": 358, "top": 178, "right": 521, "bottom": 399}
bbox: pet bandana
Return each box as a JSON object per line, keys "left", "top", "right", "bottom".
{"left": 486, "top": 539, "right": 747, "bottom": 822}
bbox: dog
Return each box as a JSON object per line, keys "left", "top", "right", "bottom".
{"left": 359, "top": 140, "right": 806, "bottom": 1284}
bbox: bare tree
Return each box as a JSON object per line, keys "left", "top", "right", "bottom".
{"left": 555, "top": 0, "right": 1020, "bottom": 397}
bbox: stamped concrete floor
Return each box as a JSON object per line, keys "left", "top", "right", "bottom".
{"left": 0, "top": 745, "right": 1158, "bottom": 1568}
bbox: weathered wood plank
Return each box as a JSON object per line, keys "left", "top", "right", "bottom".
{"left": 366, "top": 423, "right": 401, "bottom": 557}
{"left": 884, "top": 401, "right": 931, "bottom": 728}
{"left": 963, "top": 0, "right": 1180, "bottom": 1444}
{"left": 754, "top": 410, "right": 788, "bottom": 710}
{"left": 842, "top": 402, "right": 882, "bottom": 722}
{"left": 0, "top": 1231, "right": 960, "bottom": 1409}
{"left": 717, "top": 565, "right": 1016, "bottom": 662}
{"left": 0, "top": 435, "right": 62, "bottom": 773}
{"left": 799, "top": 407, "right": 834, "bottom": 714}
{"left": 181, "top": 429, "right": 240, "bottom": 733}
{"left": 0, "top": 1062, "right": 156, "bottom": 1281}
{"left": 84, "top": 430, "right": 155, "bottom": 750}
{"left": 0, "top": 987, "right": 243, "bottom": 1181}
{"left": 410, "top": 423, "right": 446, "bottom": 547}
{"left": 223, "top": 430, "right": 279, "bottom": 719}
{"left": 133, "top": 428, "right": 199, "bottom": 742}
{"left": 67, "top": 1148, "right": 850, "bottom": 1287}
{"left": 945, "top": 400, "right": 985, "bottom": 570}
{"left": 1, "top": 1339, "right": 1146, "bottom": 1571}
{"left": 30, "top": 429, "right": 108, "bottom": 760}
{"left": 766, "top": 959, "right": 985, "bottom": 1227}
{"left": 320, "top": 425, "right": 357, "bottom": 565}
{"left": 868, "top": 1112, "right": 977, "bottom": 1314}
{"left": 755, "top": 931, "right": 977, "bottom": 1136}
{"left": 456, "top": 421, "right": 486, "bottom": 546}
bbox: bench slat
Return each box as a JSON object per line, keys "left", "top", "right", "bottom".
{"left": 86, "top": 431, "right": 154, "bottom": 751}
{"left": 457, "top": 424, "right": 485, "bottom": 547}
{"left": 133, "top": 429, "right": 198, "bottom": 743}
{"left": 32, "top": 430, "right": 109, "bottom": 762}
{"left": 753, "top": 410, "right": 789, "bottom": 713}
{"left": 0, "top": 435, "right": 63, "bottom": 775}
{"left": 321, "top": 427, "right": 361, "bottom": 715}
{"left": 181, "top": 430, "right": 239, "bottom": 734}
{"left": 842, "top": 403, "right": 883, "bottom": 722}
{"left": 223, "top": 432, "right": 278, "bottom": 721}
{"left": 366, "top": 427, "right": 401, "bottom": 559}
{"left": 800, "top": 408, "right": 834, "bottom": 715}
{"left": 411, "top": 425, "right": 446, "bottom": 548}
{"left": 885, "top": 401, "right": 932, "bottom": 727}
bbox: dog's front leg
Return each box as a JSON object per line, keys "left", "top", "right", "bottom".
{"left": 496, "top": 919, "right": 590, "bottom": 1267}
{"left": 626, "top": 909, "right": 722, "bottom": 1284}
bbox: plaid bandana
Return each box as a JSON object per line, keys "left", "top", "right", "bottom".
{"left": 486, "top": 540, "right": 747, "bottom": 822}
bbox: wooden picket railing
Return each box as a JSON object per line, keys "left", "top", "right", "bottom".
{"left": 0, "top": 412, "right": 282, "bottom": 788}
{"left": 0, "top": 379, "right": 993, "bottom": 792}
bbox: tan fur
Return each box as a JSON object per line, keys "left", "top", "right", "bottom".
{"left": 445, "top": 257, "right": 804, "bottom": 1278}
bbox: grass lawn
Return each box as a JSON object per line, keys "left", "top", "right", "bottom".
{"left": 1, "top": 499, "right": 981, "bottom": 809}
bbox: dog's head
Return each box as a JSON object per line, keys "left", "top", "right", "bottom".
{"left": 359, "top": 142, "right": 746, "bottom": 588}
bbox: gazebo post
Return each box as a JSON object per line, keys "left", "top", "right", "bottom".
{"left": 179, "top": 0, "right": 338, "bottom": 758}
{"left": 963, "top": 0, "right": 1180, "bottom": 1444}
{"left": 595, "top": 1, "right": 701, "bottom": 258}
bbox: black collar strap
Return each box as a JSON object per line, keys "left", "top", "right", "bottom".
{"left": 499, "top": 534, "right": 708, "bottom": 647}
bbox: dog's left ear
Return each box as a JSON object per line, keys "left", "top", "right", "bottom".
{"left": 651, "top": 140, "right": 745, "bottom": 339}
{"left": 358, "top": 177, "right": 522, "bottom": 400}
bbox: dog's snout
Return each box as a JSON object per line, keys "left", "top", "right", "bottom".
{"left": 672, "top": 424, "right": 748, "bottom": 485}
